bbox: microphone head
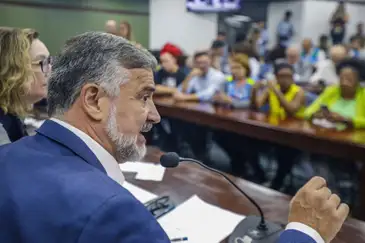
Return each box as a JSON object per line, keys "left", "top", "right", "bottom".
{"left": 160, "top": 152, "right": 180, "bottom": 168}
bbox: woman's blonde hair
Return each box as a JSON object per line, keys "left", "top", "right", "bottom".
{"left": 0, "top": 27, "right": 36, "bottom": 117}
{"left": 230, "top": 53, "right": 251, "bottom": 77}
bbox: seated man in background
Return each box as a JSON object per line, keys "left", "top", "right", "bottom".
{"left": 175, "top": 51, "right": 225, "bottom": 102}
{"left": 173, "top": 51, "right": 225, "bottom": 162}
{"left": 310, "top": 45, "right": 347, "bottom": 87}
{"left": 305, "top": 58, "right": 365, "bottom": 129}
{"left": 301, "top": 38, "right": 326, "bottom": 67}
{"left": 213, "top": 53, "right": 254, "bottom": 108}
{"left": 154, "top": 43, "right": 186, "bottom": 95}
{"left": 286, "top": 46, "right": 313, "bottom": 84}
{"left": 251, "top": 63, "right": 306, "bottom": 190}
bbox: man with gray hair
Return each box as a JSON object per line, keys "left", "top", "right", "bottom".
{"left": 0, "top": 32, "right": 349, "bottom": 243}
{"left": 0, "top": 32, "right": 168, "bottom": 243}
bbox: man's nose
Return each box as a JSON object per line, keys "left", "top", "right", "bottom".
{"left": 148, "top": 101, "right": 161, "bottom": 124}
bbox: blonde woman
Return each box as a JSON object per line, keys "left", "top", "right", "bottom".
{"left": 0, "top": 27, "right": 50, "bottom": 142}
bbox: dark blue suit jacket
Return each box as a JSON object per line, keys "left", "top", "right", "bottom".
{"left": 0, "top": 120, "right": 170, "bottom": 243}
{"left": 279, "top": 229, "right": 317, "bottom": 243}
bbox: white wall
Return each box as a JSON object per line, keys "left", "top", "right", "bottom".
{"left": 149, "top": 0, "right": 218, "bottom": 55}
{"left": 267, "top": 0, "right": 365, "bottom": 48}
{"left": 267, "top": 1, "right": 305, "bottom": 48}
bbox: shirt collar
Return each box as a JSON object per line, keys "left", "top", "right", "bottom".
{"left": 51, "top": 118, "right": 125, "bottom": 186}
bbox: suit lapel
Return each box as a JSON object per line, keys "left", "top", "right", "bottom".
{"left": 36, "top": 120, "right": 106, "bottom": 174}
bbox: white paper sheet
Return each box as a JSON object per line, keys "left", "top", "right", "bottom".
{"left": 312, "top": 118, "right": 337, "bottom": 129}
{"left": 119, "top": 161, "right": 146, "bottom": 173}
{"left": 122, "top": 181, "right": 157, "bottom": 203}
{"left": 158, "top": 195, "right": 245, "bottom": 243}
{"left": 120, "top": 162, "right": 166, "bottom": 182}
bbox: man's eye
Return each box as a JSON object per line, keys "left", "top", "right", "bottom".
{"left": 143, "top": 95, "right": 149, "bottom": 102}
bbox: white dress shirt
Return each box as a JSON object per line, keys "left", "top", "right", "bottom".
{"left": 51, "top": 118, "right": 125, "bottom": 186}
{"left": 310, "top": 59, "right": 339, "bottom": 85}
{"left": 184, "top": 68, "right": 225, "bottom": 101}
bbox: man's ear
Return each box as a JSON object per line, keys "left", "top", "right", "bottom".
{"left": 79, "top": 84, "right": 109, "bottom": 121}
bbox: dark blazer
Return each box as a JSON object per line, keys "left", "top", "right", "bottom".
{"left": 0, "top": 109, "right": 28, "bottom": 142}
{"left": 0, "top": 120, "right": 170, "bottom": 243}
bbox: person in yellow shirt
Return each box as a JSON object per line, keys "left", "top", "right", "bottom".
{"left": 251, "top": 62, "right": 306, "bottom": 118}
{"left": 250, "top": 62, "right": 306, "bottom": 190}
{"left": 304, "top": 58, "right": 365, "bottom": 128}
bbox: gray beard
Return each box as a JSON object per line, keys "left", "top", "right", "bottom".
{"left": 105, "top": 105, "right": 146, "bottom": 163}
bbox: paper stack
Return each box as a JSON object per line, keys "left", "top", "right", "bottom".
{"left": 158, "top": 195, "right": 245, "bottom": 243}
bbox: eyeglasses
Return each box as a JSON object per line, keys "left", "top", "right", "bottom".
{"left": 33, "top": 56, "right": 53, "bottom": 74}
{"left": 144, "top": 196, "right": 175, "bottom": 219}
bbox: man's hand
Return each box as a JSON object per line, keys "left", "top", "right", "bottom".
{"left": 213, "top": 92, "right": 232, "bottom": 104}
{"left": 252, "top": 81, "right": 266, "bottom": 90}
{"left": 289, "top": 176, "right": 350, "bottom": 243}
{"left": 189, "top": 68, "right": 202, "bottom": 77}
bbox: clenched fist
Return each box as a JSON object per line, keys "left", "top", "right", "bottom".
{"left": 288, "top": 176, "right": 349, "bottom": 243}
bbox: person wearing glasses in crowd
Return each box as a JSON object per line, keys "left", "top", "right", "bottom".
{"left": 0, "top": 28, "right": 50, "bottom": 143}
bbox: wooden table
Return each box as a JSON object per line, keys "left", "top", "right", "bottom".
{"left": 125, "top": 147, "right": 365, "bottom": 243}
{"left": 154, "top": 97, "right": 365, "bottom": 160}
{"left": 153, "top": 97, "right": 365, "bottom": 220}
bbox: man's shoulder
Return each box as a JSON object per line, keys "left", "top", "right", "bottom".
{"left": 0, "top": 136, "right": 164, "bottom": 241}
{"left": 0, "top": 135, "right": 130, "bottom": 208}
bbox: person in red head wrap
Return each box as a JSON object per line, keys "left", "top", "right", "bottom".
{"left": 155, "top": 43, "right": 187, "bottom": 95}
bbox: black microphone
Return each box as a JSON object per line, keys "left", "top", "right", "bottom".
{"left": 160, "top": 152, "right": 283, "bottom": 243}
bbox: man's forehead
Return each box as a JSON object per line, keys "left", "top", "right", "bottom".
{"left": 123, "top": 68, "right": 155, "bottom": 88}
